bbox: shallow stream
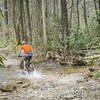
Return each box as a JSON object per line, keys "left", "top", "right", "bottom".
{"left": 0, "top": 48, "right": 88, "bottom": 86}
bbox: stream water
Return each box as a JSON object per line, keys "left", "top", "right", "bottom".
{"left": 0, "top": 60, "right": 47, "bottom": 84}
{"left": 0, "top": 48, "right": 100, "bottom": 100}
{"left": 0, "top": 58, "right": 88, "bottom": 85}
{"left": 0, "top": 49, "right": 88, "bottom": 86}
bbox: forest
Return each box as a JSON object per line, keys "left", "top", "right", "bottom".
{"left": 0, "top": 0, "right": 100, "bottom": 66}
{"left": 0, "top": 0, "right": 100, "bottom": 100}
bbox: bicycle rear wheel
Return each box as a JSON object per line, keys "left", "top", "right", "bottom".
{"left": 20, "top": 61, "right": 24, "bottom": 69}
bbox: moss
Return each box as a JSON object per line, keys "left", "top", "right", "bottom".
{"left": 94, "top": 71, "right": 100, "bottom": 79}
{"left": 87, "top": 72, "right": 95, "bottom": 77}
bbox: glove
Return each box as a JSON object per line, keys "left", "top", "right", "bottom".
{"left": 18, "top": 55, "right": 21, "bottom": 57}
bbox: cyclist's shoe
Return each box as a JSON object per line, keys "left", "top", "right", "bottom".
{"left": 22, "top": 70, "right": 28, "bottom": 74}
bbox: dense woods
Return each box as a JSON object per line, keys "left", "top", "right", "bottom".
{"left": 0, "top": 0, "right": 100, "bottom": 65}
{"left": 0, "top": 1, "right": 100, "bottom": 99}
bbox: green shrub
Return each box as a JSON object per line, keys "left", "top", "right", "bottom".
{"left": 48, "top": 26, "right": 100, "bottom": 53}
{"left": 0, "top": 40, "right": 8, "bottom": 48}
{"left": 0, "top": 8, "right": 4, "bottom": 27}
{"left": 48, "top": 33, "right": 59, "bottom": 52}
{"left": 95, "top": 71, "right": 100, "bottom": 78}
{"left": 0, "top": 55, "right": 6, "bottom": 67}
{"left": 47, "top": 15, "right": 100, "bottom": 55}
{"left": 67, "top": 28, "right": 99, "bottom": 51}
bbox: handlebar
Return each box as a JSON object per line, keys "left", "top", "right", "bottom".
{"left": 18, "top": 55, "right": 24, "bottom": 57}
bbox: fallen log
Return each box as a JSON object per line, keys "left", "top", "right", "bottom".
{"left": 83, "top": 55, "right": 100, "bottom": 60}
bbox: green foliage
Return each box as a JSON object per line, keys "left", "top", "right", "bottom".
{"left": 67, "top": 29, "right": 98, "bottom": 51}
{"left": 0, "top": 8, "right": 4, "bottom": 27}
{"left": 48, "top": 32, "right": 68, "bottom": 53}
{"left": 85, "top": 58, "right": 95, "bottom": 66}
{"left": 95, "top": 71, "right": 100, "bottom": 78}
{"left": 0, "top": 9, "right": 3, "bottom": 16}
{"left": 96, "top": 10, "right": 100, "bottom": 22}
{"left": 67, "top": 16, "right": 100, "bottom": 51}
{"left": 48, "top": 16, "right": 100, "bottom": 55}
{"left": 0, "top": 40, "right": 8, "bottom": 48}
{"left": 0, "top": 55, "right": 6, "bottom": 67}
{"left": 48, "top": 28, "right": 100, "bottom": 53}
{"left": 10, "top": 40, "right": 20, "bottom": 53}
{"left": 48, "top": 33, "right": 59, "bottom": 52}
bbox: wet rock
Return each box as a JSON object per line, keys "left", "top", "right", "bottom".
{"left": 72, "top": 98, "right": 80, "bottom": 100}
{"left": 0, "top": 88, "right": 12, "bottom": 92}
{"left": 0, "top": 93, "right": 9, "bottom": 100}
{"left": 21, "top": 84, "right": 30, "bottom": 88}
{"left": 89, "top": 68, "right": 98, "bottom": 72}
{"left": 63, "top": 94, "right": 76, "bottom": 99}
{"left": 0, "top": 83, "right": 16, "bottom": 92}
{"left": 77, "top": 79, "right": 85, "bottom": 83}
{"left": 0, "top": 81, "right": 21, "bottom": 93}
{"left": 0, "top": 96, "right": 8, "bottom": 100}
{"left": 16, "top": 81, "right": 23, "bottom": 84}
{"left": 87, "top": 72, "right": 94, "bottom": 77}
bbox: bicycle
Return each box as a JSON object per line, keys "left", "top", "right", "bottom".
{"left": 18, "top": 56, "right": 34, "bottom": 73}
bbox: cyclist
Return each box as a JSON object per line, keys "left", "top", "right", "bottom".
{"left": 18, "top": 41, "right": 32, "bottom": 71}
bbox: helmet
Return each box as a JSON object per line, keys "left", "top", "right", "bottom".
{"left": 21, "top": 41, "right": 27, "bottom": 45}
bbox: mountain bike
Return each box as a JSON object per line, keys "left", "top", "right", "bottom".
{"left": 18, "top": 56, "right": 34, "bottom": 73}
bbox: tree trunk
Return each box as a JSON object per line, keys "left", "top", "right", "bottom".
{"left": 37, "top": 0, "right": 42, "bottom": 37}
{"left": 69, "top": 0, "right": 74, "bottom": 29}
{"left": 98, "top": 0, "right": 100, "bottom": 10}
{"left": 19, "top": 0, "right": 27, "bottom": 41}
{"left": 53, "top": 0, "right": 58, "bottom": 35}
{"left": 4, "top": 0, "right": 8, "bottom": 24}
{"left": 56, "top": 0, "right": 59, "bottom": 34}
{"left": 76, "top": 0, "right": 80, "bottom": 33}
{"left": 42, "top": 0, "right": 47, "bottom": 54}
{"left": 94, "top": 0, "right": 97, "bottom": 15}
{"left": 83, "top": 0, "right": 88, "bottom": 32}
{"left": 61, "top": 0, "right": 69, "bottom": 40}
{"left": 98, "top": 0, "right": 100, "bottom": 24}
{"left": 12, "top": 0, "right": 21, "bottom": 45}
{"left": 54, "top": 0, "right": 56, "bottom": 18}
{"left": 4, "top": 0, "right": 9, "bottom": 41}
{"left": 26, "top": 0, "right": 32, "bottom": 43}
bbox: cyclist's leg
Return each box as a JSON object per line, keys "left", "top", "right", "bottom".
{"left": 24, "top": 56, "right": 29, "bottom": 71}
{"left": 27, "top": 56, "right": 33, "bottom": 72}
{"left": 27, "top": 56, "right": 32, "bottom": 63}
{"left": 23, "top": 60, "right": 26, "bottom": 71}
{"left": 20, "top": 60, "right": 24, "bottom": 69}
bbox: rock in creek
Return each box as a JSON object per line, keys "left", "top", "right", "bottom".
{"left": 0, "top": 82, "right": 17, "bottom": 92}
{"left": 0, "top": 80, "right": 26, "bottom": 93}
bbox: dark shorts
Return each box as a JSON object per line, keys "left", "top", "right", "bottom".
{"left": 24, "top": 56, "right": 32, "bottom": 63}
{"left": 24, "top": 52, "right": 32, "bottom": 63}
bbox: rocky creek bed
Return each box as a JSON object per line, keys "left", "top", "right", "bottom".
{"left": 0, "top": 47, "right": 100, "bottom": 100}
{"left": 8, "top": 75, "right": 100, "bottom": 100}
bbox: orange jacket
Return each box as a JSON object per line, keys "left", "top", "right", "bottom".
{"left": 21, "top": 44, "right": 31, "bottom": 52}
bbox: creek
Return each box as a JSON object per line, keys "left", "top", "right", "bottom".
{"left": 0, "top": 47, "right": 100, "bottom": 100}
{"left": 0, "top": 47, "right": 89, "bottom": 84}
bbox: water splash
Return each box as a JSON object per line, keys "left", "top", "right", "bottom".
{"left": 18, "top": 70, "right": 47, "bottom": 80}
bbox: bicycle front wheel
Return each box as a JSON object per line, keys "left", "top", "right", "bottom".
{"left": 26, "top": 62, "right": 34, "bottom": 73}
